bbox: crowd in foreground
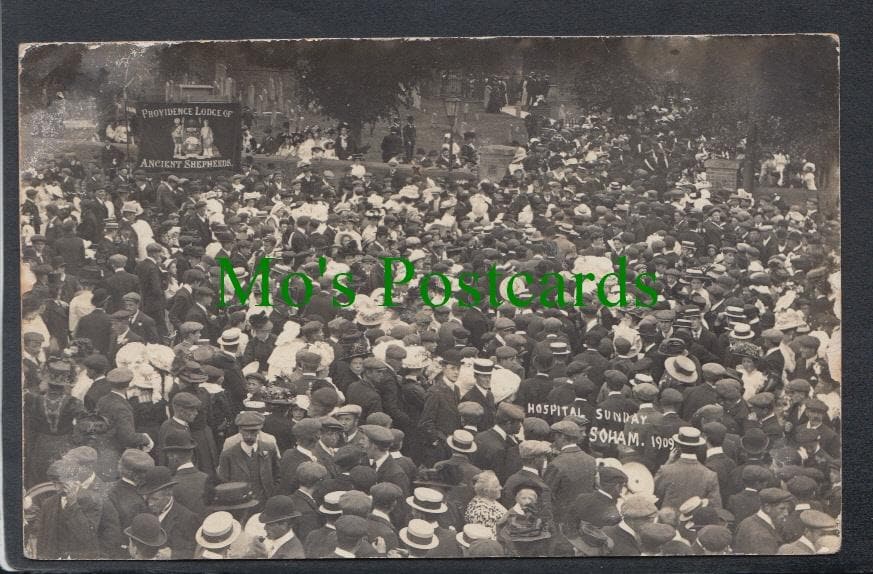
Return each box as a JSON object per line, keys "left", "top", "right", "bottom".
{"left": 19, "top": 93, "right": 840, "bottom": 559}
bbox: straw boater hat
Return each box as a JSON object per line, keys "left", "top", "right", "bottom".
{"left": 446, "top": 429, "right": 478, "bottom": 454}
{"left": 195, "top": 511, "right": 242, "bottom": 549}
{"left": 400, "top": 519, "right": 440, "bottom": 550}
{"left": 318, "top": 490, "right": 346, "bottom": 516}
{"left": 664, "top": 356, "right": 698, "bottom": 384}
{"left": 406, "top": 487, "right": 448, "bottom": 514}
{"left": 673, "top": 426, "right": 706, "bottom": 447}
{"left": 730, "top": 323, "right": 755, "bottom": 340}
{"left": 456, "top": 523, "right": 493, "bottom": 548}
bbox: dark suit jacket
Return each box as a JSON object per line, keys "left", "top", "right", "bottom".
{"left": 460, "top": 385, "right": 496, "bottom": 430}
{"left": 168, "top": 286, "right": 194, "bottom": 328}
{"left": 101, "top": 270, "right": 140, "bottom": 313}
{"left": 75, "top": 308, "right": 113, "bottom": 356}
{"left": 96, "top": 392, "right": 151, "bottom": 452}
{"left": 304, "top": 525, "right": 336, "bottom": 558}
{"left": 126, "top": 310, "right": 159, "bottom": 343}
{"left": 419, "top": 378, "right": 460, "bottom": 446}
{"left": 473, "top": 427, "right": 520, "bottom": 484}
{"left": 290, "top": 490, "right": 323, "bottom": 542}
{"left": 367, "top": 513, "right": 399, "bottom": 551}
{"left": 278, "top": 448, "right": 316, "bottom": 494}
{"left": 106, "top": 479, "right": 147, "bottom": 531}
{"left": 654, "top": 457, "right": 722, "bottom": 510}
{"left": 161, "top": 500, "right": 200, "bottom": 559}
{"left": 543, "top": 445, "right": 596, "bottom": 520}
{"left": 733, "top": 513, "right": 783, "bottom": 554}
{"left": 135, "top": 258, "right": 165, "bottom": 319}
{"left": 185, "top": 303, "right": 219, "bottom": 342}
{"left": 216, "top": 440, "right": 279, "bottom": 501}
{"left": 345, "top": 379, "right": 383, "bottom": 421}
{"left": 376, "top": 456, "right": 411, "bottom": 497}
{"left": 271, "top": 534, "right": 306, "bottom": 558}
{"left": 603, "top": 523, "right": 641, "bottom": 556}
{"left": 84, "top": 376, "right": 111, "bottom": 412}
{"left": 566, "top": 489, "right": 619, "bottom": 528}
{"left": 706, "top": 451, "right": 738, "bottom": 500}
{"left": 173, "top": 465, "right": 212, "bottom": 517}
{"left": 36, "top": 492, "right": 122, "bottom": 559}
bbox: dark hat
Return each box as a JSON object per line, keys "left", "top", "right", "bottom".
{"left": 804, "top": 398, "right": 828, "bottom": 413}
{"left": 124, "top": 513, "right": 168, "bottom": 548}
{"left": 640, "top": 522, "right": 676, "bottom": 547}
{"left": 81, "top": 354, "right": 109, "bottom": 372}
{"left": 370, "top": 482, "right": 404, "bottom": 506}
{"left": 210, "top": 482, "right": 260, "bottom": 511}
{"left": 360, "top": 424, "right": 394, "bottom": 447}
{"left": 162, "top": 429, "right": 197, "bottom": 452}
{"left": 292, "top": 418, "right": 323, "bottom": 439}
{"left": 799, "top": 509, "right": 837, "bottom": 530}
{"left": 335, "top": 515, "right": 369, "bottom": 539}
{"left": 598, "top": 466, "right": 629, "bottom": 484}
{"left": 787, "top": 475, "right": 818, "bottom": 499}
{"left": 172, "top": 391, "right": 202, "bottom": 409}
{"left": 259, "top": 495, "right": 302, "bottom": 524}
{"left": 106, "top": 367, "right": 134, "bottom": 387}
{"left": 696, "top": 525, "right": 732, "bottom": 552}
{"left": 235, "top": 410, "right": 266, "bottom": 429}
{"left": 759, "top": 487, "right": 793, "bottom": 504}
{"left": 138, "top": 466, "right": 178, "bottom": 495}
{"left": 740, "top": 428, "right": 770, "bottom": 454}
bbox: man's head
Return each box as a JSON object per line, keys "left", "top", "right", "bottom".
{"left": 235, "top": 411, "right": 265, "bottom": 445}
{"left": 759, "top": 488, "right": 795, "bottom": 526}
{"left": 495, "top": 402, "right": 524, "bottom": 435}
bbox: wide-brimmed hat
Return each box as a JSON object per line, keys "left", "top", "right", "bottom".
{"left": 209, "top": 482, "right": 260, "bottom": 511}
{"left": 195, "top": 511, "right": 242, "bottom": 549}
{"left": 447, "top": 429, "right": 477, "bottom": 454}
{"left": 664, "top": 356, "right": 698, "bottom": 383}
{"left": 406, "top": 487, "right": 447, "bottom": 514}
{"left": 124, "top": 513, "right": 168, "bottom": 548}
{"left": 400, "top": 519, "right": 440, "bottom": 550}
{"left": 673, "top": 426, "right": 706, "bottom": 447}
{"left": 730, "top": 323, "right": 755, "bottom": 340}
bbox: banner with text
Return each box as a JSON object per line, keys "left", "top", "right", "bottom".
{"left": 136, "top": 102, "right": 240, "bottom": 171}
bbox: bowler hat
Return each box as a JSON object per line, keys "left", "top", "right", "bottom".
{"left": 124, "top": 513, "right": 168, "bottom": 548}
{"left": 259, "top": 495, "right": 302, "bottom": 524}
{"left": 210, "top": 482, "right": 260, "bottom": 511}
{"left": 138, "top": 466, "right": 178, "bottom": 495}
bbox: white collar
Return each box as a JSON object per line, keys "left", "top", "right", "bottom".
{"left": 177, "top": 462, "right": 195, "bottom": 470}
{"left": 318, "top": 440, "right": 335, "bottom": 456}
{"left": 756, "top": 509, "right": 775, "bottom": 529}
{"left": 492, "top": 425, "right": 507, "bottom": 440}
{"left": 371, "top": 509, "right": 391, "bottom": 521}
{"left": 798, "top": 536, "right": 816, "bottom": 552}
{"left": 372, "top": 452, "right": 390, "bottom": 470}
{"left": 522, "top": 465, "right": 540, "bottom": 476}
{"left": 638, "top": 402, "right": 654, "bottom": 409}
{"left": 706, "top": 447, "right": 724, "bottom": 457}
{"left": 560, "top": 444, "right": 577, "bottom": 451}
{"left": 172, "top": 416, "right": 189, "bottom": 428}
{"left": 475, "top": 384, "right": 491, "bottom": 397}
{"left": 267, "top": 528, "right": 296, "bottom": 557}
{"left": 158, "top": 498, "right": 174, "bottom": 522}
{"left": 596, "top": 489, "right": 614, "bottom": 500}
{"left": 618, "top": 520, "right": 640, "bottom": 543}
{"left": 390, "top": 451, "right": 402, "bottom": 459}
{"left": 296, "top": 444, "right": 316, "bottom": 461}
{"left": 334, "top": 548, "right": 356, "bottom": 558}
{"left": 680, "top": 453, "right": 698, "bottom": 460}
{"left": 241, "top": 440, "right": 258, "bottom": 456}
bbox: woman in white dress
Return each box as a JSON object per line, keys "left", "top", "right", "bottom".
{"left": 201, "top": 120, "right": 215, "bottom": 157}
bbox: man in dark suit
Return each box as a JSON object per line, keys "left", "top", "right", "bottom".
{"left": 604, "top": 495, "right": 659, "bottom": 557}
{"left": 368, "top": 482, "right": 402, "bottom": 550}
{"left": 473, "top": 402, "right": 524, "bottom": 484}
{"left": 163, "top": 429, "right": 211, "bottom": 517}
{"left": 184, "top": 286, "right": 219, "bottom": 342}
{"left": 217, "top": 412, "right": 280, "bottom": 507}
{"left": 135, "top": 243, "right": 167, "bottom": 337}
{"left": 75, "top": 288, "right": 113, "bottom": 356}
{"left": 654, "top": 427, "right": 722, "bottom": 509}
{"left": 168, "top": 268, "right": 204, "bottom": 330}
{"left": 278, "top": 418, "right": 321, "bottom": 494}
{"left": 777, "top": 510, "right": 837, "bottom": 555}
{"left": 361, "top": 424, "right": 411, "bottom": 497}
{"left": 733, "top": 487, "right": 794, "bottom": 554}
{"left": 101, "top": 254, "right": 139, "bottom": 313}
{"left": 461, "top": 359, "right": 498, "bottom": 430}
{"left": 139, "top": 466, "right": 200, "bottom": 559}
{"left": 566, "top": 466, "right": 627, "bottom": 530}
{"left": 289, "top": 462, "right": 328, "bottom": 542}
{"left": 82, "top": 353, "right": 111, "bottom": 412}
{"left": 97, "top": 368, "right": 154, "bottom": 460}
{"left": 36, "top": 459, "right": 123, "bottom": 559}
{"left": 345, "top": 358, "right": 385, "bottom": 421}
{"left": 702, "top": 421, "right": 737, "bottom": 499}
{"left": 106, "top": 449, "right": 154, "bottom": 534}
{"left": 259, "top": 495, "right": 306, "bottom": 558}
{"left": 728, "top": 465, "right": 771, "bottom": 524}
{"left": 418, "top": 351, "right": 462, "bottom": 465}
{"left": 501, "top": 440, "right": 554, "bottom": 528}
{"left": 544, "top": 421, "right": 596, "bottom": 524}
{"left": 121, "top": 292, "right": 159, "bottom": 343}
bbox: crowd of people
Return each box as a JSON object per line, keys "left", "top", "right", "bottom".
{"left": 19, "top": 83, "right": 840, "bottom": 560}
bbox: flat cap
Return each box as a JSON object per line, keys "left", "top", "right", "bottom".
{"left": 805, "top": 398, "right": 828, "bottom": 413}
{"left": 171, "top": 392, "right": 202, "bottom": 409}
{"left": 339, "top": 490, "right": 372, "bottom": 516}
{"left": 494, "top": 318, "right": 516, "bottom": 330}
{"left": 599, "top": 466, "right": 629, "bottom": 484}
{"left": 496, "top": 402, "right": 525, "bottom": 422}
{"left": 122, "top": 292, "right": 141, "bottom": 303}
{"left": 297, "top": 461, "right": 329, "bottom": 484}
{"left": 385, "top": 345, "right": 407, "bottom": 360}
{"left": 786, "top": 475, "right": 818, "bottom": 498}
{"left": 235, "top": 411, "right": 266, "bottom": 429}
{"left": 550, "top": 420, "right": 581, "bottom": 438}
{"left": 695, "top": 403, "right": 724, "bottom": 420}
{"left": 335, "top": 514, "right": 370, "bottom": 538}
{"left": 518, "top": 440, "right": 551, "bottom": 458}
{"left": 359, "top": 424, "right": 394, "bottom": 446}
{"left": 63, "top": 446, "right": 98, "bottom": 467}
{"left": 333, "top": 404, "right": 363, "bottom": 418}
{"left": 107, "top": 367, "right": 134, "bottom": 386}
{"left": 458, "top": 401, "right": 485, "bottom": 417}
{"left": 362, "top": 357, "right": 388, "bottom": 370}
{"left": 640, "top": 522, "right": 676, "bottom": 546}
{"left": 715, "top": 379, "right": 742, "bottom": 401}
{"left": 120, "top": 448, "right": 155, "bottom": 472}
{"left": 759, "top": 487, "right": 793, "bottom": 504}
{"left": 621, "top": 494, "right": 658, "bottom": 518}
{"left": 292, "top": 418, "right": 323, "bottom": 439}
{"left": 179, "top": 321, "right": 204, "bottom": 335}
{"left": 800, "top": 509, "right": 837, "bottom": 530}
{"left": 696, "top": 525, "right": 732, "bottom": 552}
{"left": 633, "top": 382, "right": 659, "bottom": 401}
{"left": 786, "top": 379, "right": 811, "bottom": 393}
{"left": 311, "top": 388, "right": 339, "bottom": 408}
{"left": 701, "top": 363, "right": 727, "bottom": 379}
{"left": 82, "top": 354, "right": 110, "bottom": 371}
{"left": 495, "top": 346, "right": 518, "bottom": 359}
{"left": 749, "top": 392, "right": 776, "bottom": 408}
{"left": 742, "top": 465, "right": 773, "bottom": 484}
{"left": 660, "top": 388, "right": 684, "bottom": 405}
{"left": 370, "top": 482, "right": 403, "bottom": 505}
{"left": 365, "top": 412, "right": 393, "bottom": 427}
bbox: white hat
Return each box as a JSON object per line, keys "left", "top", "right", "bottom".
{"left": 195, "top": 511, "right": 242, "bottom": 549}
{"left": 400, "top": 519, "right": 440, "bottom": 550}
{"left": 406, "top": 487, "right": 447, "bottom": 514}
{"left": 456, "top": 523, "right": 493, "bottom": 548}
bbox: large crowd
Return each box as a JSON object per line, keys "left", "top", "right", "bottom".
{"left": 19, "top": 86, "right": 841, "bottom": 559}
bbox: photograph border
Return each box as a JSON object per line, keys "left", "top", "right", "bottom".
{"left": 3, "top": 1, "right": 870, "bottom": 572}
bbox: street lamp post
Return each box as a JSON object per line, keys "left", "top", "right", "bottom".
{"left": 444, "top": 96, "right": 460, "bottom": 172}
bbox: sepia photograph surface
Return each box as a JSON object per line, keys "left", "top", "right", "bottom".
{"left": 18, "top": 36, "right": 840, "bottom": 560}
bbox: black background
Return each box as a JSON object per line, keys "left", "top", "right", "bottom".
{"left": 3, "top": 1, "right": 872, "bottom": 572}
{"left": 137, "top": 102, "right": 241, "bottom": 171}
